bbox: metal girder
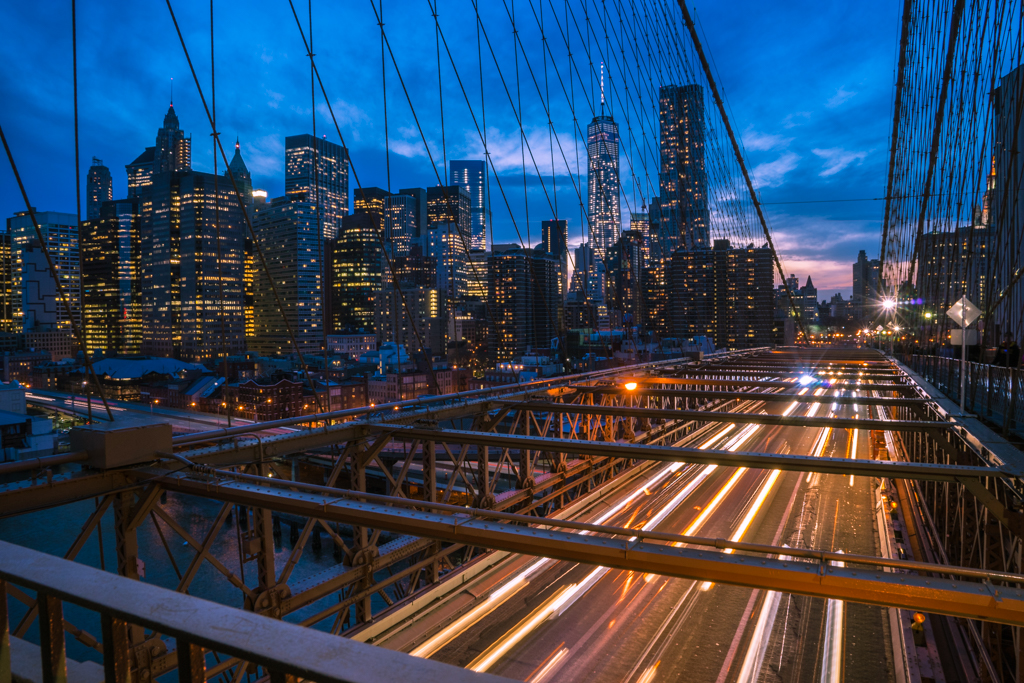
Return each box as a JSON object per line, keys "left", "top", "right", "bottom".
{"left": 500, "top": 400, "right": 950, "bottom": 434}
{"left": 572, "top": 387, "right": 928, "bottom": 407}
{"left": 144, "top": 475, "right": 1024, "bottom": 627}
{"left": 0, "top": 471, "right": 131, "bottom": 518}
{"left": 654, "top": 368, "right": 901, "bottom": 379}
{"left": 369, "top": 426, "right": 1003, "bottom": 482}
{"left": 627, "top": 377, "right": 917, "bottom": 393}
{"left": 0, "top": 542, "right": 511, "bottom": 683}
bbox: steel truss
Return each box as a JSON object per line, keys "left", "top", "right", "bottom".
{"left": 3, "top": 348, "right": 1024, "bottom": 681}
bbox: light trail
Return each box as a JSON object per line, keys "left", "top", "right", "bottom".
{"left": 699, "top": 468, "right": 782, "bottom": 591}
{"left": 527, "top": 647, "right": 568, "bottom": 683}
{"left": 820, "top": 554, "right": 846, "bottom": 683}
{"left": 414, "top": 420, "right": 742, "bottom": 661}
{"left": 467, "top": 585, "right": 577, "bottom": 672}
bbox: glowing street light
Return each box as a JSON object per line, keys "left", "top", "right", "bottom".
{"left": 624, "top": 382, "right": 638, "bottom": 391}
{"left": 882, "top": 298, "right": 896, "bottom": 311}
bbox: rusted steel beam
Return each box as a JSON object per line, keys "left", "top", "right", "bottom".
{"left": 133, "top": 479, "right": 1024, "bottom": 627}
{"left": 499, "top": 401, "right": 948, "bottom": 433}
{"left": 371, "top": 427, "right": 1001, "bottom": 482}
{"left": 572, "top": 387, "right": 928, "bottom": 407}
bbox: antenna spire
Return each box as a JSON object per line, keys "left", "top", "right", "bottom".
{"left": 170, "top": 77, "right": 174, "bottom": 105}
{"left": 600, "top": 62, "right": 605, "bottom": 113}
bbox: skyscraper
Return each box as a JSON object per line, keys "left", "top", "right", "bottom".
{"left": 285, "top": 134, "right": 349, "bottom": 240}
{"left": 851, "top": 250, "right": 882, "bottom": 320}
{"left": 81, "top": 198, "right": 142, "bottom": 355}
{"left": 426, "top": 185, "right": 473, "bottom": 299}
{"left": 992, "top": 64, "right": 1023, "bottom": 341}
{"left": 382, "top": 194, "right": 416, "bottom": 258}
{"left": 659, "top": 85, "right": 710, "bottom": 252}
{"left": 606, "top": 230, "right": 646, "bottom": 329}
{"left": 540, "top": 219, "right": 569, "bottom": 298}
{"left": 86, "top": 158, "right": 112, "bottom": 220}
{"left": 0, "top": 233, "right": 15, "bottom": 334}
{"left": 488, "top": 247, "right": 561, "bottom": 362}
{"left": 327, "top": 212, "right": 382, "bottom": 333}
{"left": 140, "top": 170, "right": 246, "bottom": 361}
{"left": 450, "top": 160, "right": 488, "bottom": 251}
{"left": 397, "top": 187, "right": 428, "bottom": 247}
{"left": 226, "top": 139, "right": 253, "bottom": 218}
{"left": 669, "top": 239, "right": 772, "bottom": 348}
{"left": 7, "top": 211, "right": 80, "bottom": 330}
{"left": 250, "top": 195, "right": 323, "bottom": 354}
{"left": 127, "top": 104, "right": 191, "bottom": 198}
{"left": 587, "top": 113, "right": 621, "bottom": 262}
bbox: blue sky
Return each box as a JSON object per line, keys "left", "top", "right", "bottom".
{"left": 0, "top": 0, "right": 900, "bottom": 299}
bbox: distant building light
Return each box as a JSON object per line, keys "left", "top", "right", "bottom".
{"left": 252, "top": 189, "right": 268, "bottom": 199}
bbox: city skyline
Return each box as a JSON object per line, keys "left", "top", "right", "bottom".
{"left": 0, "top": 0, "right": 901, "bottom": 300}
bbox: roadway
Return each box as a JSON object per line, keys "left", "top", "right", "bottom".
{"left": 414, "top": 379, "right": 895, "bottom": 682}
{"left": 25, "top": 389, "right": 298, "bottom": 436}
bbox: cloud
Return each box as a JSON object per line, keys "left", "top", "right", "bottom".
{"left": 826, "top": 86, "right": 856, "bottom": 108}
{"left": 782, "top": 112, "right": 812, "bottom": 129}
{"left": 243, "top": 134, "right": 285, "bottom": 178}
{"left": 769, "top": 214, "right": 880, "bottom": 294}
{"left": 266, "top": 89, "right": 284, "bottom": 110}
{"left": 742, "top": 126, "right": 793, "bottom": 152}
{"left": 752, "top": 152, "right": 800, "bottom": 188}
{"left": 812, "top": 147, "right": 869, "bottom": 176}
{"left": 459, "top": 126, "right": 561, "bottom": 175}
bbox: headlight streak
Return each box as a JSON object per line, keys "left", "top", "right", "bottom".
{"left": 467, "top": 585, "right": 577, "bottom": 672}
{"left": 699, "top": 468, "right": 783, "bottom": 591}
{"left": 527, "top": 647, "right": 569, "bottom": 683}
{"left": 418, "top": 419, "right": 744, "bottom": 665}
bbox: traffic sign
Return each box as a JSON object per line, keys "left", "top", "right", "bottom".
{"left": 946, "top": 296, "right": 980, "bottom": 328}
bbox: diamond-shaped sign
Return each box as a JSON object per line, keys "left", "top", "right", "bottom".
{"left": 875, "top": 325, "right": 883, "bottom": 332}
{"left": 947, "top": 296, "right": 981, "bottom": 327}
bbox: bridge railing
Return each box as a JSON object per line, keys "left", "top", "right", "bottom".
{"left": 0, "top": 541, "right": 505, "bottom": 683}
{"left": 904, "top": 354, "right": 1022, "bottom": 440}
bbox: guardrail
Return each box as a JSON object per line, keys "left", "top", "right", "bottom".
{"left": 904, "top": 354, "right": 1022, "bottom": 440}
{"left": 0, "top": 541, "right": 509, "bottom": 683}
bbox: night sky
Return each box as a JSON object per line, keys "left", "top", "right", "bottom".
{"left": 0, "top": 0, "right": 899, "bottom": 299}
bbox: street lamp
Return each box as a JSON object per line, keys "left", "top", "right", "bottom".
{"left": 624, "top": 381, "right": 638, "bottom": 392}
{"left": 882, "top": 298, "right": 896, "bottom": 311}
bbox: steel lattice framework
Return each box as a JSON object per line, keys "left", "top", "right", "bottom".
{"left": 4, "top": 348, "right": 1024, "bottom": 682}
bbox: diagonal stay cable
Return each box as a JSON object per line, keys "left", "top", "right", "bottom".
{"left": 69, "top": 0, "right": 114, "bottom": 420}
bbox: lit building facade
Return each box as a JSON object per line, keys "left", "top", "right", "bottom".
{"left": 126, "top": 104, "right": 191, "bottom": 198}
{"left": 250, "top": 196, "right": 324, "bottom": 354}
{"left": 327, "top": 212, "right": 382, "bottom": 333}
{"left": 0, "top": 233, "right": 15, "bottom": 333}
{"left": 587, "top": 115, "right": 621, "bottom": 261}
{"left": 140, "top": 170, "right": 246, "bottom": 361}
{"left": 851, "top": 250, "right": 882, "bottom": 320}
{"left": 658, "top": 84, "right": 710, "bottom": 252}
{"left": 606, "top": 230, "right": 646, "bottom": 330}
{"left": 86, "top": 158, "right": 112, "bottom": 221}
{"left": 426, "top": 185, "right": 472, "bottom": 300}
{"left": 487, "top": 247, "right": 562, "bottom": 362}
{"left": 285, "top": 134, "right": 349, "bottom": 240}
{"left": 992, "top": 65, "right": 1024, "bottom": 341}
{"left": 81, "top": 198, "right": 142, "bottom": 355}
{"left": 7, "top": 211, "right": 80, "bottom": 331}
{"left": 669, "top": 240, "right": 772, "bottom": 349}
{"left": 541, "top": 219, "right": 569, "bottom": 298}
{"left": 450, "top": 160, "right": 488, "bottom": 251}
